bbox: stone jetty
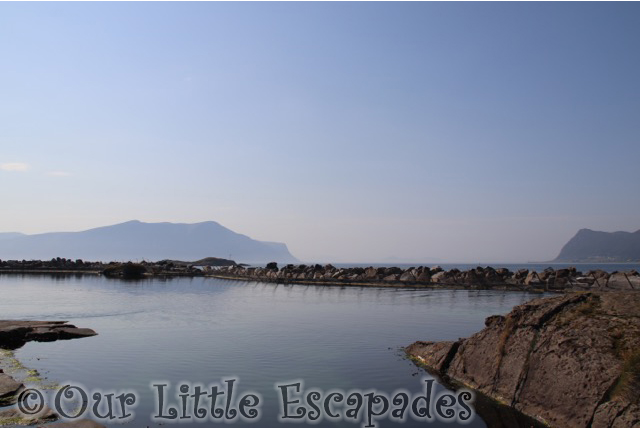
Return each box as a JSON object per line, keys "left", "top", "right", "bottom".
{"left": 210, "top": 263, "right": 640, "bottom": 292}
{"left": 2, "top": 258, "right": 639, "bottom": 292}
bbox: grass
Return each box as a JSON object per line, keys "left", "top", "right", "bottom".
{"left": 556, "top": 295, "right": 601, "bottom": 327}
{"left": 611, "top": 349, "right": 640, "bottom": 403}
{"left": 498, "top": 315, "right": 517, "bottom": 357}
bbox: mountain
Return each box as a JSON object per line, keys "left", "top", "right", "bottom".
{"left": 0, "top": 220, "right": 298, "bottom": 264}
{"left": 0, "top": 232, "right": 25, "bottom": 241}
{"left": 554, "top": 228, "right": 640, "bottom": 262}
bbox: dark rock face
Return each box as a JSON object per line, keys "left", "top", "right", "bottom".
{"left": 0, "top": 321, "right": 97, "bottom": 350}
{"left": 406, "top": 292, "right": 640, "bottom": 428}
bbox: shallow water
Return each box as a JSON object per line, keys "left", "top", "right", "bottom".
{"left": 1, "top": 275, "right": 547, "bottom": 427}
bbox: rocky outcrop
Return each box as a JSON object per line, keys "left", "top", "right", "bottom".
{"left": 0, "top": 321, "right": 97, "bottom": 350}
{"left": 406, "top": 292, "right": 640, "bottom": 428}
{"left": 0, "top": 321, "right": 98, "bottom": 426}
{"left": 212, "top": 263, "right": 640, "bottom": 292}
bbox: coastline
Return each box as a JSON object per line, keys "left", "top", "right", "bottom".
{"left": 0, "top": 321, "right": 100, "bottom": 427}
{"left": 3, "top": 259, "right": 639, "bottom": 292}
{"left": 406, "top": 291, "right": 640, "bottom": 428}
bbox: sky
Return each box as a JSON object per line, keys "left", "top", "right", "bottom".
{"left": 1, "top": 2, "right": 639, "bottom": 263}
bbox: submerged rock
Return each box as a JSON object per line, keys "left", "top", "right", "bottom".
{"left": 406, "top": 292, "right": 640, "bottom": 428}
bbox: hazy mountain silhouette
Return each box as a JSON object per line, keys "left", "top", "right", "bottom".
{"left": 0, "top": 232, "right": 25, "bottom": 241}
{"left": 554, "top": 228, "right": 640, "bottom": 262}
{"left": 0, "top": 220, "right": 298, "bottom": 263}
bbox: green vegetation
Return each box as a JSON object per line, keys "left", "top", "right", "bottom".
{"left": 0, "top": 349, "right": 59, "bottom": 391}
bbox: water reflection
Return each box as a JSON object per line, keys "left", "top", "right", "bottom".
{"left": 0, "top": 275, "right": 548, "bottom": 427}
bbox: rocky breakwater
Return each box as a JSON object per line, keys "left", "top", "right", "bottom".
{"left": 0, "top": 257, "right": 236, "bottom": 278}
{"left": 406, "top": 292, "right": 640, "bottom": 428}
{"left": 211, "top": 263, "right": 640, "bottom": 292}
{"left": 0, "top": 320, "right": 102, "bottom": 427}
{"left": 0, "top": 258, "right": 104, "bottom": 274}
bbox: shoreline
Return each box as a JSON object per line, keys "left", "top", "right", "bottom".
{"left": 2, "top": 259, "right": 639, "bottom": 292}
{"left": 0, "top": 321, "right": 101, "bottom": 427}
{"left": 405, "top": 291, "right": 640, "bottom": 428}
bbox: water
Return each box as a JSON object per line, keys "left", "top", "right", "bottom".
{"left": 0, "top": 275, "right": 548, "bottom": 427}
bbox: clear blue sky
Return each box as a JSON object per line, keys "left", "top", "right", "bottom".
{"left": 1, "top": 2, "right": 639, "bottom": 263}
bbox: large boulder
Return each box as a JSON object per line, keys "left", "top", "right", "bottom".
{"left": 407, "top": 292, "right": 640, "bottom": 428}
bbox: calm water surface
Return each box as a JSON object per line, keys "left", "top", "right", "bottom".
{"left": 1, "top": 275, "right": 548, "bottom": 427}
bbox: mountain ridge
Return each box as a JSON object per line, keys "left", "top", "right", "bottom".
{"left": 554, "top": 228, "right": 640, "bottom": 262}
{"left": 0, "top": 220, "right": 298, "bottom": 264}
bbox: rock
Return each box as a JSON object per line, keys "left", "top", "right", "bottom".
{"left": 407, "top": 292, "right": 640, "bottom": 428}
{"left": 591, "top": 401, "right": 640, "bottom": 428}
{"left": 607, "top": 272, "right": 640, "bottom": 290}
{"left": 265, "top": 262, "right": 278, "bottom": 270}
{"left": 416, "top": 271, "right": 431, "bottom": 282}
{"left": 399, "top": 272, "right": 415, "bottom": 282}
{"left": 405, "top": 341, "right": 459, "bottom": 373}
{"left": 0, "top": 321, "right": 97, "bottom": 350}
{"left": 0, "top": 405, "right": 57, "bottom": 425}
{"left": 364, "top": 267, "right": 378, "bottom": 279}
{"left": 431, "top": 271, "right": 447, "bottom": 283}
{"left": 0, "top": 373, "right": 23, "bottom": 405}
{"left": 524, "top": 271, "right": 543, "bottom": 286}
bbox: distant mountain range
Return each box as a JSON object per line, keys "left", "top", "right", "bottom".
{"left": 554, "top": 228, "right": 640, "bottom": 262}
{"left": 0, "top": 220, "right": 298, "bottom": 264}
